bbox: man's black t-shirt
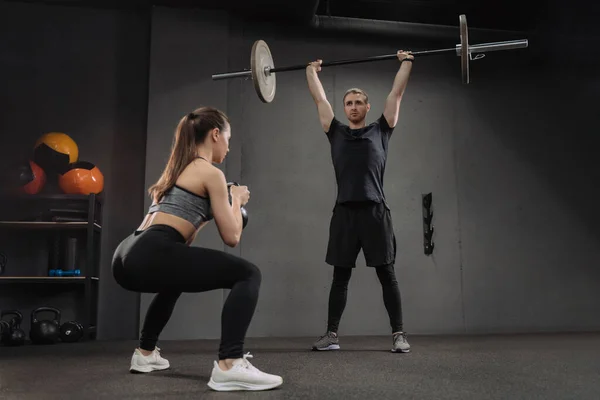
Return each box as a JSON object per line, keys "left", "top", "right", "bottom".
{"left": 326, "top": 114, "right": 394, "bottom": 204}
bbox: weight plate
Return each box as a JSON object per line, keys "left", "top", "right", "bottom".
{"left": 251, "top": 40, "right": 276, "bottom": 103}
{"left": 459, "top": 14, "right": 470, "bottom": 84}
{"left": 60, "top": 321, "right": 83, "bottom": 343}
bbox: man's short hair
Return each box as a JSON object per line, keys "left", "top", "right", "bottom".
{"left": 343, "top": 88, "right": 369, "bottom": 104}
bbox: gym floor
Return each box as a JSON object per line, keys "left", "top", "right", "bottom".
{"left": 2, "top": 332, "right": 600, "bottom": 399}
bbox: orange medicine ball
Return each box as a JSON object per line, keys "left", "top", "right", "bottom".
{"left": 58, "top": 161, "right": 104, "bottom": 195}
{"left": 33, "top": 132, "right": 79, "bottom": 174}
{"left": 21, "top": 161, "right": 47, "bottom": 195}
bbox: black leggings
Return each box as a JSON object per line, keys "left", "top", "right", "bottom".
{"left": 111, "top": 224, "right": 261, "bottom": 360}
{"left": 327, "top": 264, "right": 403, "bottom": 333}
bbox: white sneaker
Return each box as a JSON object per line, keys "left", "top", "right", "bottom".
{"left": 207, "top": 353, "right": 283, "bottom": 391}
{"left": 129, "top": 347, "right": 170, "bottom": 373}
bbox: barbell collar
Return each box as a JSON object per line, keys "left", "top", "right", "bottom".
{"left": 212, "top": 70, "right": 252, "bottom": 80}
{"left": 461, "top": 39, "right": 529, "bottom": 55}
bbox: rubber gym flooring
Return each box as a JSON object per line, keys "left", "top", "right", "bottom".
{"left": 2, "top": 332, "right": 600, "bottom": 399}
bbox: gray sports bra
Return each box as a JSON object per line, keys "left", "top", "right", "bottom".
{"left": 148, "top": 185, "right": 214, "bottom": 229}
{"left": 148, "top": 156, "right": 214, "bottom": 229}
{"left": 148, "top": 185, "right": 213, "bottom": 229}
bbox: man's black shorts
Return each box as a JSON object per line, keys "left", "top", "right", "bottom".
{"left": 325, "top": 201, "right": 396, "bottom": 268}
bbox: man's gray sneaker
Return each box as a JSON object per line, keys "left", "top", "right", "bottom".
{"left": 312, "top": 331, "right": 340, "bottom": 351}
{"left": 392, "top": 332, "right": 410, "bottom": 353}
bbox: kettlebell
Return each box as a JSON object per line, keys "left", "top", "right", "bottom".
{"left": 1, "top": 310, "right": 26, "bottom": 346}
{"left": 227, "top": 182, "right": 249, "bottom": 229}
{"left": 30, "top": 307, "right": 61, "bottom": 345}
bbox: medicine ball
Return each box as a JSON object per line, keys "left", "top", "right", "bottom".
{"left": 1, "top": 159, "right": 32, "bottom": 188}
{"left": 0, "top": 159, "right": 46, "bottom": 195}
{"left": 21, "top": 160, "right": 47, "bottom": 195}
{"left": 33, "top": 132, "right": 79, "bottom": 174}
{"left": 58, "top": 161, "right": 104, "bottom": 195}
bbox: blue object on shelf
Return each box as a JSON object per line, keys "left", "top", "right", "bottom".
{"left": 48, "top": 269, "right": 81, "bottom": 277}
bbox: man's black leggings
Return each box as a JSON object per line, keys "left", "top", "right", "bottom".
{"left": 327, "top": 264, "right": 403, "bottom": 333}
{"left": 111, "top": 224, "right": 261, "bottom": 360}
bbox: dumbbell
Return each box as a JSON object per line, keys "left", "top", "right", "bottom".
{"left": 49, "top": 269, "right": 81, "bottom": 277}
{"left": 60, "top": 320, "right": 84, "bottom": 343}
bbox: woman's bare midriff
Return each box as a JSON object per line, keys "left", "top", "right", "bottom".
{"left": 137, "top": 211, "right": 206, "bottom": 243}
{"left": 139, "top": 160, "right": 212, "bottom": 242}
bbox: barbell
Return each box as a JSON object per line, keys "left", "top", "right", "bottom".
{"left": 212, "top": 14, "right": 529, "bottom": 103}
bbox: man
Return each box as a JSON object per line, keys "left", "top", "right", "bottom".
{"left": 306, "top": 50, "right": 414, "bottom": 353}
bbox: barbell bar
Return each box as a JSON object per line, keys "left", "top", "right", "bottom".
{"left": 212, "top": 40, "right": 528, "bottom": 79}
{"left": 211, "top": 14, "right": 529, "bottom": 103}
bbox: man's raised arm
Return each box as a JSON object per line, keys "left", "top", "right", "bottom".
{"left": 306, "top": 60, "right": 335, "bottom": 132}
{"left": 383, "top": 51, "right": 414, "bottom": 129}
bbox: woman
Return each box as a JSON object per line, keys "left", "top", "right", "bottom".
{"left": 111, "top": 106, "right": 283, "bottom": 392}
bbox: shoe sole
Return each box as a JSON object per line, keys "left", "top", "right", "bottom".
{"left": 391, "top": 348, "right": 410, "bottom": 353}
{"left": 207, "top": 378, "right": 283, "bottom": 391}
{"left": 129, "top": 364, "right": 170, "bottom": 373}
{"left": 312, "top": 344, "right": 340, "bottom": 351}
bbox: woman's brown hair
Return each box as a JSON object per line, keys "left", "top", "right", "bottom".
{"left": 148, "top": 106, "right": 229, "bottom": 203}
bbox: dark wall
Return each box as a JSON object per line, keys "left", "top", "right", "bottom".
{"left": 147, "top": 8, "right": 600, "bottom": 339}
{"left": 2, "top": 0, "right": 599, "bottom": 342}
{"left": 139, "top": 7, "right": 231, "bottom": 340}
{"left": 0, "top": 0, "right": 150, "bottom": 340}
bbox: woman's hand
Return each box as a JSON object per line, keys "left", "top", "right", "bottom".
{"left": 230, "top": 185, "right": 250, "bottom": 206}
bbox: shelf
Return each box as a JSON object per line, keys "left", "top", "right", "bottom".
{"left": 0, "top": 276, "right": 99, "bottom": 284}
{"left": 0, "top": 193, "right": 103, "bottom": 204}
{"left": 0, "top": 221, "right": 101, "bottom": 231}
{"left": 0, "top": 191, "right": 103, "bottom": 341}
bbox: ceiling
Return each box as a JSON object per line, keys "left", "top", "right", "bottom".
{"left": 8, "top": 0, "right": 596, "bottom": 35}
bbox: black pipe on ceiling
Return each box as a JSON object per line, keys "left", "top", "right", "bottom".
{"left": 309, "top": 14, "right": 527, "bottom": 43}
{"left": 306, "top": 0, "right": 527, "bottom": 44}
{"left": 310, "top": 14, "right": 459, "bottom": 41}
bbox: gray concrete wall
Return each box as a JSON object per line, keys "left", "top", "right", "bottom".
{"left": 221, "top": 29, "right": 468, "bottom": 336}
{"left": 144, "top": 6, "right": 600, "bottom": 339}
{"left": 140, "top": 7, "right": 231, "bottom": 339}
{"left": 455, "top": 65, "right": 600, "bottom": 333}
{"left": 3, "top": 2, "right": 597, "bottom": 342}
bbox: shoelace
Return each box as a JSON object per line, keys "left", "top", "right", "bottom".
{"left": 394, "top": 333, "right": 407, "bottom": 343}
{"left": 318, "top": 332, "right": 336, "bottom": 341}
{"left": 235, "top": 353, "right": 261, "bottom": 374}
{"left": 240, "top": 352, "right": 254, "bottom": 366}
{"left": 151, "top": 347, "right": 163, "bottom": 360}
